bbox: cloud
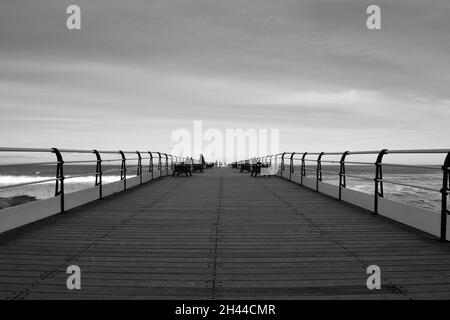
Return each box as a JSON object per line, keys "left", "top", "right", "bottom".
{"left": 0, "top": 0, "right": 449, "bottom": 155}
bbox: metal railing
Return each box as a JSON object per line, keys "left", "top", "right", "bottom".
{"left": 0, "top": 147, "right": 184, "bottom": 214}
{"left": 254, "top": 149, "right": 450, "bottom": 241}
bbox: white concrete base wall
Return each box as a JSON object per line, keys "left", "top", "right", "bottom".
{"left": 378, "top": 197, "right": 444, "bottom": 238}
{"left": 341, "top": 188, "right": 374, "bottom": 212}
{"left": 142, "top": 173, "right": 152, "bottom": 183}
{"left": 0, "top": 170, "right": 170, "bottom": 234}
{"left": 302, "top": 177, "right": 316, "bottom": 190}
{"left": 103, "top": 180, "right": 126, "bottom": 197}
{"left": 318, "top": 181, "right": 339, "bottom": 199}
{"left": 65, "top": 186, "right": 100, "bottom": 211}
{"left": 0, "top": 196, "right": 61, "bottom": 233}
{"left": 153, "top": 169, "right": 161, "bottom": 178}
{"left": 127, "top": 176, "right": 141, "bottom": 189}
{"left": 291, "top": 173, "right": 302, "bottom": 184}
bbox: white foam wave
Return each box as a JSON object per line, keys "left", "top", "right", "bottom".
{"left": 0, "top": 175, "right": 133, "bottom": 186}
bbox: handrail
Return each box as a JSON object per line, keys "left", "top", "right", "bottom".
{"left": 244, "top": 148, "right": 450, "bottom": 241}
{"left": 0, "top": 147, "right": 179, "bottom": 214}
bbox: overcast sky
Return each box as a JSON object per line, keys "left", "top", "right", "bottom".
{"left": 0, "top": 0, "right": 449, "bottom": 160}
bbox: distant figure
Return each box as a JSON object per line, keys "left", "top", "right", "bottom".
{"left": 185, "top": 158, "right": 193, "bottom": 176}
{"left": 250, "top": 158, "right": 261, "bottom": 177}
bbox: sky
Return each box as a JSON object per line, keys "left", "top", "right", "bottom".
{"left": 0, "top": 0, "right": 449, "bottom": 161}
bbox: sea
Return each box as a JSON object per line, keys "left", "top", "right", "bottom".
{"left": 0, "top": 164, "right": 444, "bottom": 212}
{"left": 0, "top": 164, "right": 135, "bottom": 201}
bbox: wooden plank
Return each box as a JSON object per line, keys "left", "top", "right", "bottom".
{"left": 0, "top": 168, "right": 450, "bottom": 299}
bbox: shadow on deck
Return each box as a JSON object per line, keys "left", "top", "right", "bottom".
{"left": 1, "top": 168, "right": 450, "bottom": 299}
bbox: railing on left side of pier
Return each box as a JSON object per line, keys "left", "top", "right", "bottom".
{"left": 0, "top": 147, "right": 186, "bottom": 233}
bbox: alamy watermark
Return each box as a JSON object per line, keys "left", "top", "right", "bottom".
{"left": 66, "top": 4, "right": 381, "bottom": 31}
{"left": 66, "top": 265, "right": 81, "bottom": 290}
{"left": 66, "top": 5, "right": 81, "bottom": 30}
{"left": 366, "top": 265, "right": 381, "bottom": 290}
{"left": 170, "top": 121, "right": 280, "bottom": 163}
{"left": 366, "top": 5, "right": 382, "bottom": 30}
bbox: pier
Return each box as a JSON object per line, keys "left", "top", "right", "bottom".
{"left": 1, "top": 163, "right": 450, "bottom": 299}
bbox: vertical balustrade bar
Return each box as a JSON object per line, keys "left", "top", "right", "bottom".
{"left": 165, "top": 154, "right": 169, "bottom": 176}
{"left": 93, "top": 150, "right": 102, "bottom": 199}
{"left": 339, "top": 151, "right": 349, "bottom": 201}
{"left": 52, "top": 148, "right": 65, "bottom": 214}
{"left": 119, "top": 150, "right": 126, "bottom": 190}
{"left": 289, "top": 153, "right": 295, "bottom": 181}
{"left": 316, "top": 152, "right": 324, "bottom": 191}
{"left": 275, "top": 154, "right": 280, "bottom": 175}
{"left": 281, "top": 152, "right": 286, "bottom": 177}
{"left": 300, "top": 152, "right": 307, "bottom": 186}
{"left": 374, "top": 149, "right": 388, "bottom": 215}
{"left": 136, "top": 151, "right": 142, "bottom": 184}
{"left": 440, "top": 152, "right": 450, "bottom": 241}
{"left": 157, "top": 152, "right": 162, "bottom": 177}
{"left": 148, "top": 152, "right": 154, "bottom": 180}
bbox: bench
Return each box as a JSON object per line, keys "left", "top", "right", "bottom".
{"left": 251, "top": 162, "right": 269, "bottom": 177}
{"left": 192, "top": 162, "right": 204, "bottom": 173}
{"left": 173, "top": 162, "right": 192, "bottom": 176}
{"left": 240, "top": 162, "right": 251, "bottom": 173}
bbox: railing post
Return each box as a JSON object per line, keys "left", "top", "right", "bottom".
{"left": 289, "top": 153, "right": 295, "bottom": 181}
{"left": 119, "top": 150, "right": 126, "bottom": 190}
{"left": 300, "top": 152, "right": 307, "bottom": 186}
{"left": 136, "top": 151, "right": 142, "bottom": 184}
{"left": 273, "top": 155, "right": 278, "bottom": 175}
{"left": 157, "top": 152, "right": 162, "bottom": 176}
{"left": 339, "top": 151, "right": 349, "bottom": 201}
{"left": 316, "top": 152, "right": 324, "bottom": 191}
{"left": 93, "top": 150, "right": 102, "bottom": 199}
{"left": 165, "top": 154, "right": 169, "bottom": 176}
{"left": 52, "top": 148, "right": 65, "bottom": 214}
{"left": 374, "top": 149, "right": 388, "bottom": 215}
{"left": 148, "top": 152, "right": 154, "bottom": 180}
{"left": 281, "top": 152, "right": 286, "bottom": 176}
{"left": 440, "top": 152, "right": 450, "bottom": 241}
{"left": 170, "top": 155, "right": 174, "bottom": 171}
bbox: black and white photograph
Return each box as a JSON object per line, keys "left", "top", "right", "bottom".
{"left": 1, "top": 0, "right": 450, "bottom": 309}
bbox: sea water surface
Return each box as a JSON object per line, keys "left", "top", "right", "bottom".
{"left": 0, "top": 164, "right": 139, "bottom": 201}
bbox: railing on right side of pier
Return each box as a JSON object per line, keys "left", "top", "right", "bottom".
{"left": 250, "top": 149, "right": 450, "bottom": 241}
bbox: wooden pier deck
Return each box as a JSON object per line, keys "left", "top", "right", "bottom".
{"left": 1, "top": 168, "right": 450, "bottom": 300}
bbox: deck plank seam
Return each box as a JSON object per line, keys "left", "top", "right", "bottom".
{"left": 7, "top": 177, "right": 189, "bottom": 300}
{"left": 211, "top": 168, "right": 223, "bottom": 299}
{"left": 255, "top": 176, "right": 411, "bottom": 299}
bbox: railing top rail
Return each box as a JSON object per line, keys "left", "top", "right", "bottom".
{"left": 0, "top": 147, "right": 53, "bottom": 153}
{"left": 277, "top": 149, "right": 450, "bottom": 157}
{"left": 300, "top": 149, "right": 450, "bottom": 156}
{"left": 0, "top": 148, "right": 177, "bottom": 155}
{"left": 386, "top": 149, "right": 450, "bottom": 154}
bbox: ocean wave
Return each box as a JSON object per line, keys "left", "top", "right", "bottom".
{"left": 0, "top": 175, "right": 134, "bottom": 186}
